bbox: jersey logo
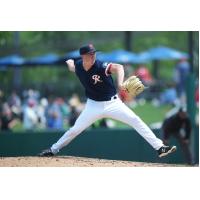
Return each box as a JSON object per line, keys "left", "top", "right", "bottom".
{"left": 92, "top": 75, "right": 103, "bottom": 84}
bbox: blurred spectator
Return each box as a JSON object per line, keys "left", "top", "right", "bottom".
{"left": 69, "top": 106, "right": 80, "bottom": 126}
{"left": 56, "top": 97, "right": 71, "bottom": 128}
{"left": 56, "top": 97, "right": 70, "bottom": 118}
{"left": 159, "top": 84, "right": 178, "bottom": 106}
{"left": 23, "top": 88, "right": 40, "bottom": 104}
{"left": 7, "top": 90, "right": 22, "bottom": 116}
{"left": 8, "top": 90, "right": 21, "bottom": 108}
{"left": 133, "top": 64, "right": 153, "bottom": 85}
{"left": 68, "top": 93, "right": 85, "bottom": 113}
{"left": 173, "top": 58, "right": 190, "bottom": 99}
{"left": 133, "top": 65, "right": 156, "bottom": 101}
{"left": 23, "top": 99, "right": 38, "bottom": 130}
{"left": 36, "top": 98, "right": 48, "bottom": 129}
{"left": 0, "top": 89, "right": 5, "bottom": 104}
{"left": 46, "top": 97, "right": 63, "bottom": 130}
{"left": 162, "top": 107, "right": 193, "bottom": 165}
{"left": 0, "top": 103, "right": 17, "bottom": 131}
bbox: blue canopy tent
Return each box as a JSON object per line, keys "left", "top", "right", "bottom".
{"left": 58, "top": 50, "right": 81, "bottom": 63}
{"left": 66, "top": 50, "right": 80, "bottom": 59}
{"left": 145, "top": 46, "right": 188, "bottom": 60}
{"left": 60, "top": 49, "right": 147, "bottom": 64}
{"left": 25, "top": 53, "right": 60, "bottom": 65}
{"left": 62, "top": 49, "right": 147, "bottom": 64}
{"left": 98, "top": 49, "right": 145, "bottom": 64}
{"left": 139, "top": 46, "right": 189, "bottom": 78}
{"left": 0, "top": 55, "right": 25, "bottom": 66}
{"left": 135, "top": 52, "right": 151, "bottom": 63}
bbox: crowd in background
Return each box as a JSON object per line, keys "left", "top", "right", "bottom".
{"left": 0, "top": 58, "right": 199, "bottom": 132}
{"left": 124, "top": 58, "right": 199, "bottom": 106}
{"left": 0, "top": 88, "right": 86, "bottom": 132}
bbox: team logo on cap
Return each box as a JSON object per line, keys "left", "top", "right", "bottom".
{"left": 92, "top": 75, "right": 103, "bottom": 84}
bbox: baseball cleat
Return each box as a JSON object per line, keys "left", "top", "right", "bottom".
{"left": 157, "top": 145, "right": 177, "bottom": 158}
{"left": 38, "top": 149, "right": 55, "bottom": 157}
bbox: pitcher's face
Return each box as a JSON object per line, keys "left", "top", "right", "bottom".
{"left": 82, "top": 52, "right": 96, "bottom": 66}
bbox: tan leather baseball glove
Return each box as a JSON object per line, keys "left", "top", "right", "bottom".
{"left": 121, "top": 76, "right": 145, "bottom": 97}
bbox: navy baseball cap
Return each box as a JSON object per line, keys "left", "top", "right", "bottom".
{"left": 79, "top": 44, "right": 98, "bottom": 55}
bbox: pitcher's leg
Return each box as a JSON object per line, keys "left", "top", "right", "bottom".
{"left": 51, "top": 102, "right": 102, "bottom": 154}
{"left": 106, "top": 100, "right": 163, "bottom": 150}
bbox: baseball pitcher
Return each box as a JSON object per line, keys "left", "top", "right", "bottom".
{"left": 39, "top": 44, "right": 176, "bottom": 158}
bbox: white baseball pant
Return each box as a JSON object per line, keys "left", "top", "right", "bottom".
{"left": 51, "top": 96, "right": 163, "bottom": 154}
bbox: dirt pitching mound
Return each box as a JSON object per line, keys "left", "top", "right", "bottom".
{"left": 0, "top": 156, "right": 189, "bottom": 167}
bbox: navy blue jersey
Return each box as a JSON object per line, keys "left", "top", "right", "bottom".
{"left": 74, "top": 59, "right": 117, "bottom": 101}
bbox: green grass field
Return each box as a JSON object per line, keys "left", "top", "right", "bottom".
{"left": 132, "top": 102, "right": 173, "bottom": 124}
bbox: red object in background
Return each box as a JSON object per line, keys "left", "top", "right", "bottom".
{"left": 134, "top": 66, "right": 152, "bottom": 82}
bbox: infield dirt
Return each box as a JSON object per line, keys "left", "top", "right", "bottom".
{"left": 0, "top": 156, "right": 191, "bottom": 167}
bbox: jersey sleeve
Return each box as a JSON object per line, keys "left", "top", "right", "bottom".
{"left": 102, "top": 62, "right": 112, "bottom": 76}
